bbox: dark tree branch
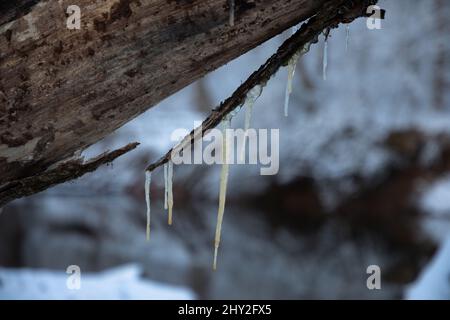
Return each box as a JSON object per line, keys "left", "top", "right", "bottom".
{"left": 0, "top": 142, "right": 139, "bottom": 207}
{"left": 146, "top": 0, "right": 378, "bottom": 172}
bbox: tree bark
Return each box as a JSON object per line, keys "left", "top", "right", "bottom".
{"left": 0, "top": 0, "right": 375, "bottom": 206}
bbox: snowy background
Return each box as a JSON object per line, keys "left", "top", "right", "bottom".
{"left": 1, "top": 0, "right": 450, "bottom": 299}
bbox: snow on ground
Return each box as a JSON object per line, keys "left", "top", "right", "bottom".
{"left": 0, "top": 264, "right": 195, "bottom": 300}
{"left": 406, "top": 236, "right": 450, "bottom": 300}
{"left": 407, "top": 178, "right": 450, "bottom": 299}
{"left": 421, "top": 176, "right": 450, "bottom": 215}
{"left": 420, "top": 175, "right": 450, "bottom": 243}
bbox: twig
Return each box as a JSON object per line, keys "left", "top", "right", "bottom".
{"left": 0, "top": 142, "right": 139, "bottom": 207}
{"left": 146, "top": 0, "right": 377, "bottom": 173}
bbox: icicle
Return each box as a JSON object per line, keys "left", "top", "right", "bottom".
{"left": 145, "top": 171, "right": 152, "bottom": 241}
{"left": 167, "top": 160, "right": 174, "bottom": 225}
{"left": 345, "top": 24, "right": 350, "bottom": 52}
{"left": 323, "top": 35, "right": 328, "bottom": 81}
{"left": 163, "top": 163, "right": 168, "bottom": 210}
{"left": 244, "top": 96, "right": 253, "bottom": 132}
{"left": 284, "top": 57, "right": 296, "bottom": 117}
{"left": 247, "top": 85, "right": 262, "bottom": 107}
{"left": 213, "top": 116, "right": 232, "bottom": 271}
{"left": 283, "top": 42, "right": 312, "bottom": 117}
{"left": 239, "top": 85, "right": 262, "bottom": 161}
{"left": 229, "top": 0, "right": 235, "bottom": 27}
{"left": 239, "top": 97, "right": 253, "bottom": 162}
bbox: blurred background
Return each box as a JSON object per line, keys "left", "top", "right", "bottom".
{"left": 1, "top": 0, "right": 450, "bottom": 299}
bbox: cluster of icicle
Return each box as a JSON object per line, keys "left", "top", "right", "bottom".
{"left": 143, "top": 84, "right": 264, "bottom": 270}
{"left": 284, "top": 26, "right": 344, "bottom": 117}
{"left": 144, "top": 159, "right": 174, "bottom": 241}
{"left": 212, "top": 84, "right": 265, "bottom": 269}
{"left": 144, "top": 24, "right": 351, "bottom": 268}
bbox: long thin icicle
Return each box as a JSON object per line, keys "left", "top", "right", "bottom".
{"left": 284, "top": 56, "right": 297, "bottom": 117}
{"left": 283, "top": 42, "right": 312, "bottom": 117}
{"left": 284, "top": 24, "right": 302, "bottom": 118}
{"left": 163, "top": 163, "right": 168, "bottom": 210}
{"left": 240, "top": 85, "right": 262, "bottom": 161}
{"left": 145, "top": 171, "right": 152, "bottom": 241}
{"left": 323, "top": 35, "right": 328, "bottom": 81}
{"left": 345, "top": 24, "right": 350, "bottom": 52}
{"left": 167, "top": 160, "right": 174, "bottom": 225}
{"left": 244, "top": 97, "right": 253, "bottom": 132}
{"left": 213, "top": 116, "right": 231, "bottom": 271}
{"left": 229, "top": 0, "right": 235, "bottom": 27}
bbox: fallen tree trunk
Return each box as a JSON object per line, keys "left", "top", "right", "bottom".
{"left": 0, "top": 0, "right": 375, "bottom": 206}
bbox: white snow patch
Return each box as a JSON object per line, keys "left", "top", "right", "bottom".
{"left": 0, "top": 264, "right": 195, "bottom": 300}
{"left": 420, "top": 176, "right": 450, "bottom": 242}
{"left": 421, "top": 176, "right": 450, "bottom": 215}
{"left": 406, "top": 236, "right": 450, "bottom": 300}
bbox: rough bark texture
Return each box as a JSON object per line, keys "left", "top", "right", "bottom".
{"left": 0, "top": 0, "right": 375, "bottom": 205}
